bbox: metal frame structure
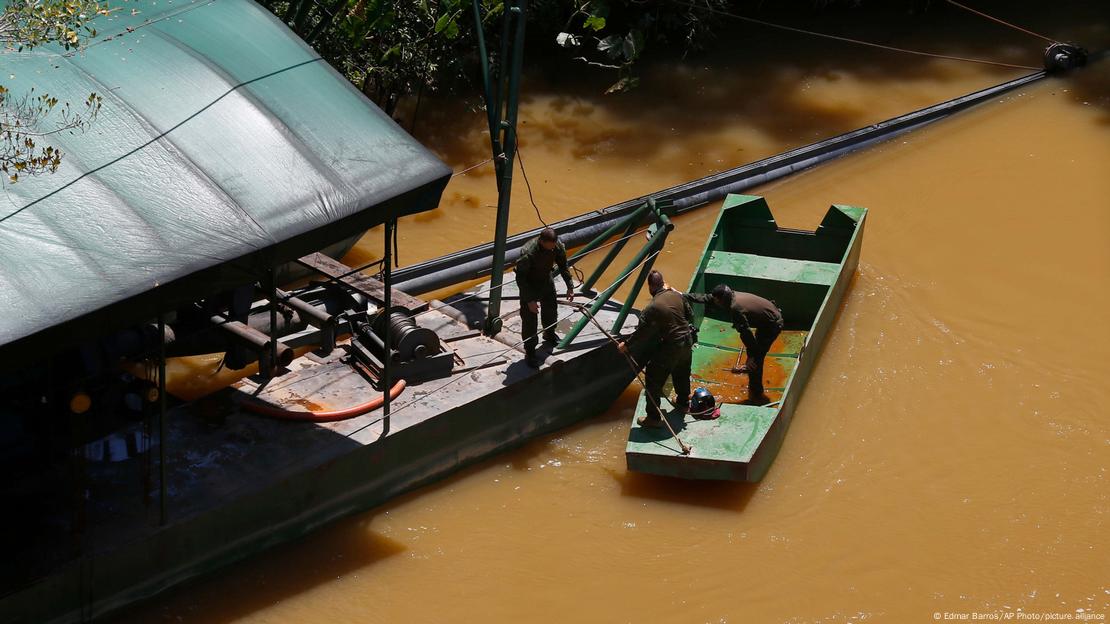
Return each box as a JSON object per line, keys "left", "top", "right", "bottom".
{"left": 557, "top": 198, "right": 673, "bottom": 348}
{"left": 473, "top": 0, "right": 529, "bottom": 337}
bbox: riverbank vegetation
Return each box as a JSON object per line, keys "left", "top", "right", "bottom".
{"left": 260, "top": 0, "right": 934, "bottom": 116}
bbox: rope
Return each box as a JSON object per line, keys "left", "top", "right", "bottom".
{"left": 452, "top": 157, "right": 494, "bottom": 177}
{"left": 566, "top": 300, "right": 692, "bottom": 455}
{"left": 672, "top": 0, "right": 1040, "bottom": 71}
{"left": 942, "top": 0, "right": 1057, "bottom": 44}
{"left": 408, "top": 225, "right": 652, "bottom": 320}
{"left": 347, "top": 248, "right": 663, "bottom": 438}
{"left": 515, "top": 146, "right": 549, "bottom": 226}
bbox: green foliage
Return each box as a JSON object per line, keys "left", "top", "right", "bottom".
{"left": 554, "top": 0, "right": 728, "bottom": 93}
{"left": 0, "top": 86, "right": 102, "bottom": 183}
{"left": 0, "top": 0, "right": 106, "bottom": 182}
{"left": 270, "top": 0, "right": 501, "bottom": 117}
{"left": 268, "top": 0, "right": 731, "bottom": 105}
{"left": 0, "top": 0, "right": 108, "bottom": 51}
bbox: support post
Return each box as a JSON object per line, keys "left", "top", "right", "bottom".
{"left": 558, "top": 224, "right": 670, "bottom": 349}
{"left": 567, "top": 201, "right": 650, "bottom": 264}
{"left": 383, "top": 219, "right": 394, "bottom": 431}
{"left": 472, "top": 0, "right": 501, "bottom": 185}
{"left": 578, "top": 217, "right": 640, "bottom": 294}
{"left": 611, "top": 246, "right": 660, "bottom": 334}
{"left": 483, "top": 0, "right": 527, "bottom": 337}
{"left": 267, "top": 268, "right": 278, "bottom": 377}
{"left": 158, "top": 313, "right": 167, "bottom": 527}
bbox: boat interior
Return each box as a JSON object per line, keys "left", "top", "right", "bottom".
{"left": 684, "top": 195, "right": 862, "bottom": 404}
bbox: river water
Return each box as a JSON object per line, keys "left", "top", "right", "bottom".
{"left": 124, "top": 5, "right": 1109, "bottom": 623}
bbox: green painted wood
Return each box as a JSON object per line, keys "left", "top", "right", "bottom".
{"left": 625, "top": 194, "right": 867, "bottom": 481}
{"left": 626, "top": 393, "right": 778, "bottom": 477}
{"left": 695, "top": 320, "right": 806, "bottom": 356}
{"left": 704, "top": 252, "right": 840, "bottom": 287}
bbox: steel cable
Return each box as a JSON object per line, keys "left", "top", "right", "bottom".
{"left": 671, "top": 0, "right": 1040, "bottom": 71}
{"left": 347, "top": 248, "right": 662, "bottom": 438}
{"left": 942, "top": 0, "right": 1057, "bottom": 45}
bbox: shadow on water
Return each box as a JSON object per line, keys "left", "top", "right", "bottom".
{"left": 409, "top": 0, "right": 1110, "bottom": 179}
{"left": 110, "top": 513, "right": 406, "bottom": 624}
{"left": 411, "top": 3, "right": 1064, "bottom": 168}
{"left": 1063, "top": 56, "right": 1110, "bottom": 124}
{"left": 608, "top": 468, "right": 760, "bottom": 513}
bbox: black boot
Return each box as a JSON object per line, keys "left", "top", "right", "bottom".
{"left": 543, "top": 330, "right": 558, "bottom": 345}
{"left": 525, "top": 351, "right": 541, "bottom": 368}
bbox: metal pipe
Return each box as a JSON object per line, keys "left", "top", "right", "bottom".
{"left": 483, "top": 0, "right": 528, "bottom": 336}
{"left": 492, "top": 0, "right": 512, "bottom": 144}
{"left": 611, "top": 250, "right": 658, "bottom": 334}
{"left": 568, "top": 201, "right": 649, "bottom": 264}
{"left": 558, "top": 223, "right": 670, "bottom": 349}
{"left": 268, "top": 269, "right": 278, "bottom": 376}
{"left": 158, "top": 313, "right": 167, "bottom": 527}
{"left": 471, "top": 0, "right": 500, "bottom": 183}
{"left": 392, "top": 69, "right": 1046, "bottom": 296}
{"left": 580, "top": 217, "right": 640, "bottom": 293}
{"left": 275, "top": 288, "right": 335, "bottom": 353}
{"left": 209, "top": 315, "right": 294, "bottom": 368}
{"left": 384, "top": 219, "right": 393, "bottom": 426}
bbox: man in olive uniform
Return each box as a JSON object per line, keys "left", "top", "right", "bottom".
{"left": 686, "top": 284, "right": 783, "bottom": 400}
{"left": 618, "top": 270, "right": 694, "bottom": 427}
{"left": 515, "top": 227, "right": 574, "bottom": 368}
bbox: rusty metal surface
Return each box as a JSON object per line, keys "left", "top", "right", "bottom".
{"left": 0, "top": 277, "right": 639, "bottom": 624}
{"left": 297, "top": 253, "right": 429, "bottom": 313}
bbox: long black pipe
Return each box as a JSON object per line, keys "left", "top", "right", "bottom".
{"left": 393, "top": 69, "right": 1046, "bottom": 295}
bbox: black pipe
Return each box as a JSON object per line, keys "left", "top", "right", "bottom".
{"left": 208, "top": 315, "right": 294, "bottom": 369}
{"left": 158, "top": 313, "right": 167, "bottom": 527}
{"left": 275, "top": 288, "right": 336, "bottom": 353}
{"left": 384, "top": 219, "right": 394, "bottom": 428}
{"left": 393, "top": 69, "right": 1046, "bottom": 295}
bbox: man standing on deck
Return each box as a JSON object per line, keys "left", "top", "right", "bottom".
{"left": 617, "top": 270, "right": 694, "bottom": 428}
{"left": 686, "top": 284, "right": 783, "bottom": 401}
{"left": 515, "top": 227, "right": 574, "bottom": 368}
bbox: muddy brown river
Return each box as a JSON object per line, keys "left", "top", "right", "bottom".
{"left": 123, "top": 4, "right": 1109, "bottom": 622}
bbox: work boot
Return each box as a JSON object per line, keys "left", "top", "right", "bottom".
{"left": 543, "top": 330, "right": 559, "bottom": 345}
{"left": 525, "top": 352, "right": 541, "bottom": 368}
{"left": 637, "top": 415, "right": 665, "bottom": 428}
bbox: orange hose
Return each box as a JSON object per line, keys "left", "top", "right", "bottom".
{"left": 241, "top": 380, "right": 407, "bottom": 422}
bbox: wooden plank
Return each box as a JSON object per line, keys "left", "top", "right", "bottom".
{"left": 297, "top": 253, "right": 428, "bottom": 313}
{"left": 705, "top": 251, "right": 840, "bottom": 286}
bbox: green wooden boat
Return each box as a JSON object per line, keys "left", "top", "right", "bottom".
{"left": 625, "top": 194, "right": 867, "bottom": 481}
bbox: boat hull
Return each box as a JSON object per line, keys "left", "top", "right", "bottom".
{"left": 625, "top": 194, "right": 866, "bottom": 481}
{"left": 1, "top": 281, "right": 635, "bottom": 623}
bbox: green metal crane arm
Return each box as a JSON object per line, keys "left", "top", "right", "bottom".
{"left": 557, "top": 216, "right": 673, "bottom": 350}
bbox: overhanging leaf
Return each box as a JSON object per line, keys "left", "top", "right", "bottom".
{"left": 597, "top": 34, "right": 622, "bottom": 59}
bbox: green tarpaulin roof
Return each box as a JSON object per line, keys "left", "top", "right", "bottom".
{"left": 0, "top": 0, "right": 451, "bottom": 359}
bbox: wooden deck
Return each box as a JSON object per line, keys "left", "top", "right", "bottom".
{"left": 2, "top": 279, "right": 640, "bottom": 624}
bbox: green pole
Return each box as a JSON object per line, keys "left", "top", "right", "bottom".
{"left": 610, "top": 236, "right": 664, "bottom": 334}
{"left": 558, "top": 224, "right": 670, "bottom": 349}
{"left": 491, "top": 0, "right": 513, "bottom": 167}
{"left": 568, "top": 201, "right": 650, "bottom": 264}
{"left": 471, "top": 0, "right": 502, "bottom": 187}
{"left": 578, "top": 217, "right": 640, "bottom": 294}
{"left": 483, "top": 0, "right": 527, "bottom": 336}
